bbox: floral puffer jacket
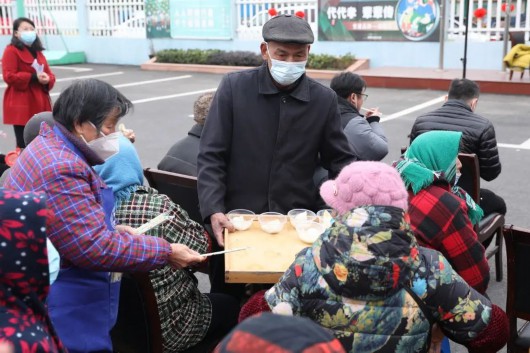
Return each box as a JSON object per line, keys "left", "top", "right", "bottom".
{"left": 265, "top": 206, "right": 492, "bottom": 353}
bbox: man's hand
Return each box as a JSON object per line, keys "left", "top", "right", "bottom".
{"left": 115, "top": 224, "right": 138, "bottom": 235}
{"left": 37, "top": 72, "right": 50, "bottom": 85}
{"left": 168, "top": 243, "right": 206, "bottom": 269}
{"left": 210, "top": 212, "right": 235, "bottom": 247}
{"left": 364, "top": 107, "right": 381, "bottom": 118}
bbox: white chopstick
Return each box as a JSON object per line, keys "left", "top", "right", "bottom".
{"left": 201, "top": 247, "right": 250, "bottom": 257}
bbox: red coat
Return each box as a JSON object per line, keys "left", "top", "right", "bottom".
{"left": 2, "top": 44, "right": 56, "bottom": 126}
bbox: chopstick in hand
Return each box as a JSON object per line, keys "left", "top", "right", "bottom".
{"left": 201, "top": 247, "right": 250, "bottom": 257}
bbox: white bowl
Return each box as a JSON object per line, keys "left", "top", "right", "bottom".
{"left": 258, "top": 212, "right": 287, "bottom": 234}
{"left": 296, "top": 221, "right": 326, "bottom": 244}
{"left": 227, "top": 209, "right": 255, "bottom": 231}
{"left": 317, "top": 209, "right": 334, "bottom": 229}
{"left": 288, "top": 209, "right": 317, "bottom": 228}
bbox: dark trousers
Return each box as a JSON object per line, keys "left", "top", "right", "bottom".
{"left": 205, "top": 224, "right": 246, "bottom": 301}
{"left": 479, "top": 188, "right": 506, "bottom": 249}
{"left": 13, "top": 125, "right": 26, "bottom": 149}
{"left": 480, "top": 188, "right": 507, "bottom": 216}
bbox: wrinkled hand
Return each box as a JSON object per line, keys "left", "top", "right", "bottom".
{"left": 37, "top": 72, "right": 49, "bottom": 85}
{"left": 365, "top": 107, "right": 381, "bottom": 118}
{"left": 210, "top": 212, "right": 234, "bottom": 247}
{"left": 428, "top": 324, "right": 444, "bottom": 353}
{"left": 115, "top": 224, "right": 138, "bottom": 235}
{"left": 168, "top": 243, "right": 206, "bottom": 269}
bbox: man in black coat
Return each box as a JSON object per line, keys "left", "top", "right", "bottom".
{"left": 410, "top": 78, "right": 506, "bottom": 217}
{"left": 198, "top": 14, "right": 356, "bottom": 297}
{"left": 158, "top": 92, "right": 214, "bottom": 176}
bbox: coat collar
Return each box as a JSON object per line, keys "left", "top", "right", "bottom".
{"left": 257, "top": 63, "right": 310, "bottom": 102}
{"left": 10, "top": 44, "right": 41, "bottom": 63}
{"left": 443, "top": 99, "right": 473, "bottom": 112}
{"left": 337, "top": 96, "right": 361, "bottom": 116}
{"left": 188, "top": 124, "right": 203, "bottom": 138}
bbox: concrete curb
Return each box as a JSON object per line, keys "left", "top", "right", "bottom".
{"left": 140, "top": 57, "right": 370, "bottom": 80}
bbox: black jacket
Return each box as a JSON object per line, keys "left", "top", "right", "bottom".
{"left": 198, "top": 64, "right": 355, "bottom": 220}
{"left": 410, "top": 100, "right": 501, "bottom": 181}
{"left": 157, "top": 124, "right": 202, "bottom": 177}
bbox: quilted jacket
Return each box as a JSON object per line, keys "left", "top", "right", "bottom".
{"left": 265, "top": 206, "right": 493, "bottom": 353}
{"left": 410, "top": 100, "right": 501, "bottom": 181}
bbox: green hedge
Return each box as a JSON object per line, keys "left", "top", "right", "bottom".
{"left": 155, "top": 49, "right": 355, "bottom": 70}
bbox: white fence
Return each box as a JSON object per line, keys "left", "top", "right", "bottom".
{"left": 0, "top": 0, "right": 528, "bottom": 42}
{"left": 447, "top": 0, "right": 530, "bottom": 41}
{"left": 86, "top": 0, "right": 144, "bottom": 37}
{"left": 235, "top": 0, "right": 318, "bottom": 39}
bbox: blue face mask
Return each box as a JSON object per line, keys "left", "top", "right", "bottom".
{"left": 267, "top": 44, "right": 307, "bottom": 86}
{"left": 20, "top": 30, "right": 37, "bottom": 45}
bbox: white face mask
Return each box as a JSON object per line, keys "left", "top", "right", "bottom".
{"left": 267, "top": 45, "right": 307, "bottom": 86}
{"left": 82, "top": 123, "right": 120, "bottom": 161}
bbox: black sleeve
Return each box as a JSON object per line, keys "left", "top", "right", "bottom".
{"left": 197, "top": 76, "right": 233, "bottom": 220}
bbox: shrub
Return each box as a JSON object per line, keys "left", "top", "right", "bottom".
{"left": 307, "top": 52, "right": 356, "bottom": 70}
{"left": 207, "top": 51, "right": 263, "bottom": 66}
{"left": 155, "top": 49, "right": 355, "bottom": 70}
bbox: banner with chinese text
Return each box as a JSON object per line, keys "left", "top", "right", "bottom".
{"left": 319, "top": 0, "right": 440, "bottom": 41}
{"left": 146, "top": 0, "right": 171, "bottom": 38}
{"left": 169, "top": 0, "right": 232, "bottom": 39}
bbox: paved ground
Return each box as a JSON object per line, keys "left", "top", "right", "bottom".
{"left": 1, "top": 64, "right": 528, "bottom": 352}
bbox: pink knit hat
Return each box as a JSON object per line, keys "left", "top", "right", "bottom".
{"left": 320, "top": 161, "right": 409, "bottom": 215}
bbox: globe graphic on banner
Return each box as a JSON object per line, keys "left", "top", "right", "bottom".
{"left": 396, "top": 0, "right": 440, "bottom": 41}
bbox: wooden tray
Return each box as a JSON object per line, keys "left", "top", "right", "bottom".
{"left": 224, "top": 220, "right": 309, "bottom": 283}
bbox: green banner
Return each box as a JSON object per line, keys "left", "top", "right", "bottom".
{"left": 319, "top": 0, "right": 440, "bottom": 42}
{"left": 169, "top": 0, "right": 232, "bottom": 39}
{"left": 146, "top": 0, "right": 171, "bottom": 38}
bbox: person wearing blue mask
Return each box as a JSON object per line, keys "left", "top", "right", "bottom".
{"left": 198, "top": 13, "right": 356, "bottom": 299}
{"left": 2, "top": 17, "right": 55, "bottom": 151}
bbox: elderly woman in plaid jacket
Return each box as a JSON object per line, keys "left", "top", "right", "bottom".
{"left": 395, "top": 130, "right": 490, "bottom": 294}
{"left": 95, "top": 135, "right": 239, "bottom": 352}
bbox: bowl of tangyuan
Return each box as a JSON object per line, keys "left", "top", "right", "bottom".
{"left": 227, "top": 209, "right": 256, "bottom": 231}
{"left": 258, "top": 212, "right": 287, "bottom": 234}
{"left": 296, "top": 221, "right": 326, "bottom": 244}
{"left": 288, "top": 209, "right": 317, "bottom": 228}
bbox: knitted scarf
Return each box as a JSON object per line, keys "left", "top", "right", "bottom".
{"left": 395, "top": 131, "right": 483, "bottom": 225}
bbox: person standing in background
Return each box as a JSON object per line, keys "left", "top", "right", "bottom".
{"left": 2, "top": 17, "right": 55, "bottom": 150}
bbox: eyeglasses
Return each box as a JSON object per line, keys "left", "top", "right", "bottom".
{"left": 353, "top": 92, "right": 368, "bottom": 101}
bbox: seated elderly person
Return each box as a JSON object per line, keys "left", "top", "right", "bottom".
{"left": 95, "top": 136, "right": 239, "bottom": 352}
{"left": 263, "top": 161, "right": 508, "bottom": 353}
{"left": 395, "top": 130, "right": 489, "bottom": 294}
{"left": 158, "top": 92, "right": 214, "bottom": 177}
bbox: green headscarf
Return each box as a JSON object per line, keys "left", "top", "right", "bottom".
{"left": 396, "top": 131, "right": 484, "bottom": 225}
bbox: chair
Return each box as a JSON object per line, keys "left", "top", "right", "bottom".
{"left": 503, "top": 224, "right": 530, "bottom": 353}
{"left": 111, "top": 272, "right": 163, "bottom": 353}
{"left": 505, "top": 31, "right": 529, "bottom": 80}
{"left": 111, "top": 272, "right": 220, "bottom": 353}
{"left": 458, "top": 153, "right": 504, "bottom": 282}
{"left": 143, "top": 168, "right": 202, "bottom": 225}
